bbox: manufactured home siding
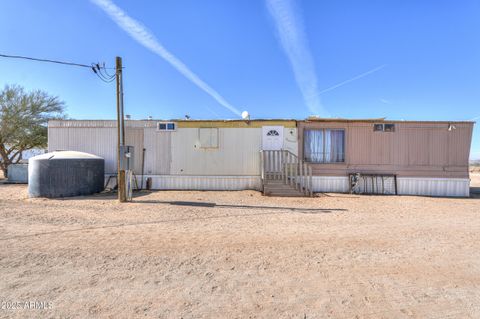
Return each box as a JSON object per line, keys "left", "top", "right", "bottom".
{"left": 48, "top": 120, "right": 297, "bottom": 177}
{"left": 48, "top": 126, "right": 117, "bottom": 173}
{"left": 298, "top": 121, "right": 473, "bottom": 178}
{"left": 170, "top": 128, "right": 262, "bottom": 175}
{"left": 125, "top": 128, "right": 144, "bottom": 174}
{"left": 143, "top": 127, "right": 171, "bottom": 175}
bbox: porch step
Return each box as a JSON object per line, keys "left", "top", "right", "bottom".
{"left": 263, "top": 179, "right": 307, "bottom": 197}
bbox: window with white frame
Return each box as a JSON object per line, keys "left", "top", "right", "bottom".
{"left": 304, "top": 129, "right": 345, "bottom": 163}
{"left": 199, "top": 128, "right": 218, "bottom": 148}
{"left": 157, "top": 122, "right": 176, "bottom": 131}
{"left": 373, "top": 123, "right": 395, "bottom": 132}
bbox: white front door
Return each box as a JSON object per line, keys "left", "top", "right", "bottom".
{"left": 262, "top": 126, "right": 284, "bottom": 150}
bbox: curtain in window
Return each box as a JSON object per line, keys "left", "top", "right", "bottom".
{"left": 304, "top": 129, "right": 345, "bottom": 163}
{"left": 304, "top": 129, "right": 324, "bottom": 162}
{"left": 328, "top": 130, "right": 345, "bottom": 163}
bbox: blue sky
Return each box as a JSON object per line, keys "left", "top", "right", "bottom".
{"left": 0, "top": 0, "right": 479, "bottom": 159}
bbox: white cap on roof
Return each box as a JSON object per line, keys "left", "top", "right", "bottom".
{"left": 30, "top": 151, "right": 103, "bottom": 160}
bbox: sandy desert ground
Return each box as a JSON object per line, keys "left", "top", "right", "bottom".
{"left": 1, "top": 181, "right": 480, "bottom": 318}
{"left": 470, "top": 170, "right": 480, "bottom": 187}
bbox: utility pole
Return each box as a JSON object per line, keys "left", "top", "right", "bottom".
{"left": 116, "top": 56, "right": 127, "bottom": 202}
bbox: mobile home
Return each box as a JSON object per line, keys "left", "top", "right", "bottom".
{"left": 298, "top": 118, "right": 474, "bottom": 197}
{"left": 48, "top": 119, "right": 297, "bottom": 191}
{"left": 48, "top": 118, "right": 474, "bottom": 197}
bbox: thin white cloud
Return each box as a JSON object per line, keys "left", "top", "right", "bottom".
{"left": 380, "top": 98, "right": 392, "bottom": 104}
{"left": 468, "top": 115, "right": 480, "bottom": 121}
{"left": 266, "top": 0, "right": 326, "bottom": 116}
{"left": 319, "top": 64, "right": 387, "bottom": 94}
{"left": 90, "top": 0, "right": 242, "bottom": 117}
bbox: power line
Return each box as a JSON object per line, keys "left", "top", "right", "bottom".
{"left": 0, "top": 53, "right": 92, "bottom": 68}
{"left": 91, "top": 63, "right": 116, "bottom": 83}
{"left": 0, "top": 52, "right": 118, "bottom": 83}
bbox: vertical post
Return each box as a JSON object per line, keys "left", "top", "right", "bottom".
{"left": 280, "top": 150, "right": 284, "bottom": 181}
{"left": 308, "top": 166, "right": 313, "bottom": 196}
{"left": 305, "top": 162, "right": 308, "bottom": 194}
{"left": 116, "top": 56, "right": 127, "bottom": 202}
{"left": 294, "top": 155, "right": 298, "bottom": 190}
{"left": 288, "top": 153, "right": 292, "bottom": 186}
{"left": 260, "top": 151, "right": 265, "bottom": 191}
{"left": 275, "top": 151, "right": 279, "bottom": 180}
{"left": 273, "top": 150, "right": 276, "bottom": 179}
{"left": 299, "top": 160, "right": 304, "bottom": 194}
{"left": 394, "top": 175, "right": 398, "bottom": 195}
{"left": 140, "top": 147, "right": 146, "bottom": 190}
{"left": 268, "top": 151, "right": 272, "bottom": 179}
{"left": 272, "top": 151, "right": 278, "bottom": 179}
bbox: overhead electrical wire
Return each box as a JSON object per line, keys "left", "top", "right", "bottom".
{"left": 0, "top": 53, "right": 118, "bottom": 83}
{"left": 91, "top": 63, "right": 116, "bottom": 83}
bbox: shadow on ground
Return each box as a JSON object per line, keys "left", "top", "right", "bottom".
{"left": 134, "top": 199, "right": 347, "bottom": 214}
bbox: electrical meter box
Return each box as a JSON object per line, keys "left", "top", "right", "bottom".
{"left": 119, "top": 145, "right": 134, "bottom": 171}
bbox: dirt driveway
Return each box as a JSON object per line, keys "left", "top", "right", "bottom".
{"left": 1, "top": 184, "right": 479, "bottom": 318}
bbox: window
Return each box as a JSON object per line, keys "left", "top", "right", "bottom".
{"left": 199, "top": 128, "right": 218, "bottom": 148}
{"left": 304, "top": 129, "right": 345, "bottom": 163}
{"left": 384, "top": 124, "right": 395, "bottom": 132}
{"left": 266, "top": 130, "right": 279, "bottom": 136}
{"left": 373, "top": 124, "right": 384, "bottom": 132}
{"left": 373, "top": 123, "right": 395, "bottom": 132}
{"left": 157, "top": 122, "right": 176, "bottom": 131}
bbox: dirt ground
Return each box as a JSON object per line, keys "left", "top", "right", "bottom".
{"left": 1, "top": 184, "right": 480, "bottom": 319}
{"left": 470, "top": 171, "right": 480, "bottom": 187}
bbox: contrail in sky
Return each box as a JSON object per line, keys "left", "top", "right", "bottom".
{"left": 266, "top": 0, "right": 327, "bottom": 116}
{"left": 319, "top": 64, "right": 387, "bottom": 94}
{"left": 90, "top": 0, "right": 242, "bottom": 117}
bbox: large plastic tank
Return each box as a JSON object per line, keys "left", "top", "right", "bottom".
{"left": 28, "top": 151, "right": 105, "bottom": 198}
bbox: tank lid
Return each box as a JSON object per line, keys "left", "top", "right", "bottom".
{"left": 30, "top": 151, "right": 103, "bottom": 160}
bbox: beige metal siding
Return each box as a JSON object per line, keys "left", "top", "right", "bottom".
{"left": 48, "top": 127, "right": 117, "bottom": 173}
{"left": 48, "top": 120, "right": 298, "bottom": 177}
{"left": 125, "top": 128, "right": 144, "bottom": 174}
{"left": 143, "top": 127, "right": 171, "bottom": 175}
{"left": 145, "top": 175, "right": 262, "bottom": 190}
{"left": 283, "top": 127, "right": 298, "bottom": 155}
{"left": 48, "top": 126, "right": 145, "bottom": 174}
{"left": 170, "top": 128, "right": 262, "bottom": 175}
{"left": 298, "top": 121, "right": 474, "bottom": 178}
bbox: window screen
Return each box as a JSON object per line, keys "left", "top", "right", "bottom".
{"left": 384, "top": 124, "right": 395, "bottom": 132}
{"left": 199, "top": 128, "right": 218, "bottom": 148}
{"left": 373, "top": 123, "right": 395, "bottom": 132}
{"left": 157, "top": 122, "right": 176, "bottom": 131}
{"left": 304, "top": 129, "right": 345, "bottom": 163}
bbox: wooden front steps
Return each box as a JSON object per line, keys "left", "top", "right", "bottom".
{"left": 263, "top": 179, "right": 307, "bottom": 197}
{"left": 261, "top": 150, "right": 313, "bottom": 197}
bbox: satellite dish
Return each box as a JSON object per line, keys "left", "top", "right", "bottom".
{"left": 241, "top": 111, "right": 250, "bottom": 120}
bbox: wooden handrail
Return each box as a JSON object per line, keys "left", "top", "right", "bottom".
{"left": 260, "top": 150, "right": 313, "bottom": 196}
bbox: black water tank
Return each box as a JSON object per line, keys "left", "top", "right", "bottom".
{"left": 28, "top": 151, "right": 105, "bottom": 198}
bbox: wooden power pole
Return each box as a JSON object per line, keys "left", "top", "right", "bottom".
{"left": 116, "top": 56, "right": 127, "bottom": 202}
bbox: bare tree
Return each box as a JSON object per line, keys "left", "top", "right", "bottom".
{"left": 0, "top": 84, "right": 66, "bottom": 177}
